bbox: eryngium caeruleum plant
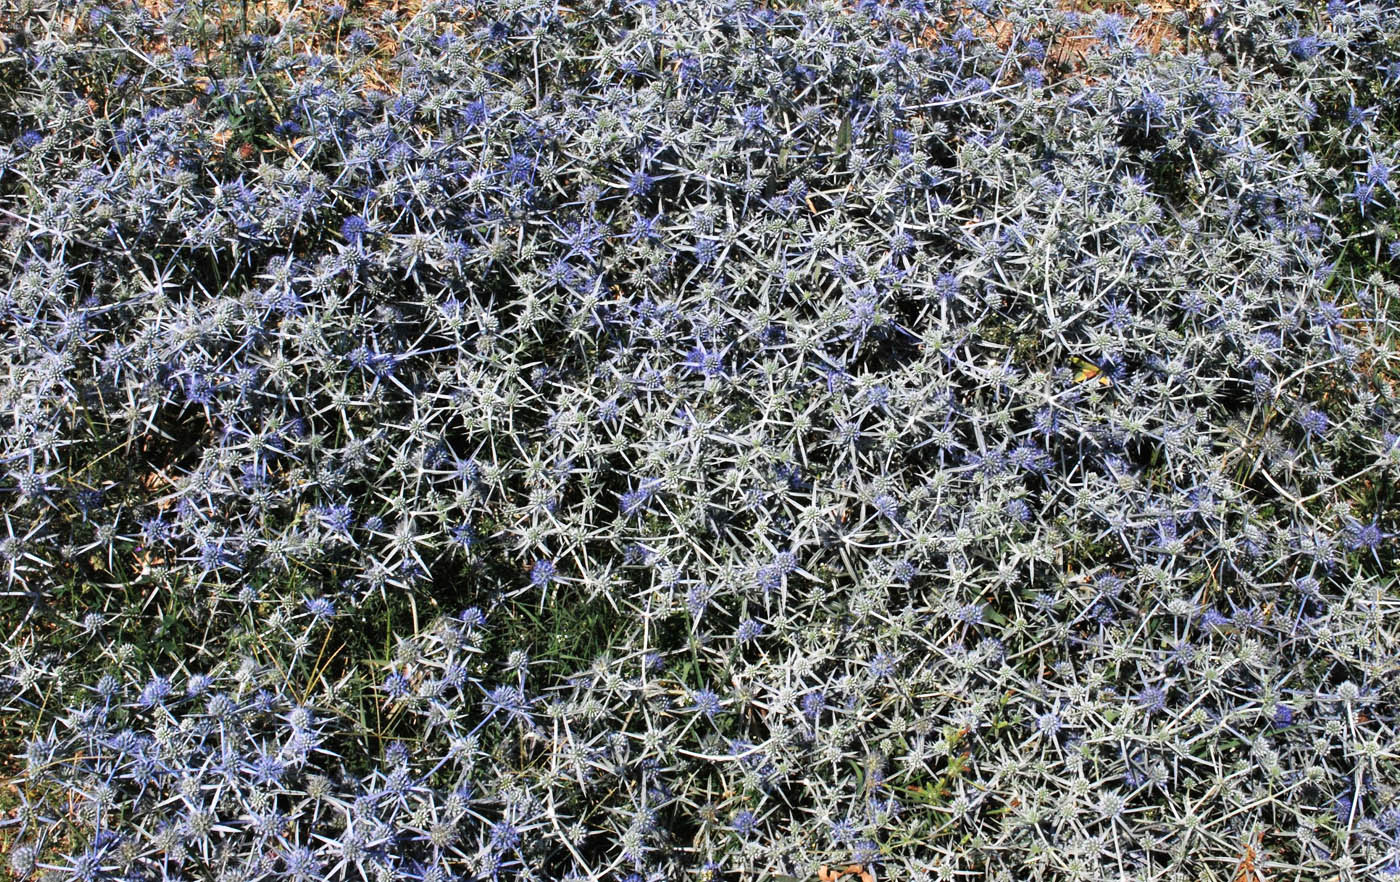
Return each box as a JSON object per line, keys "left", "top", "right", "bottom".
{"left": 1, "top": 0, "right": 1399, "bottom": 879}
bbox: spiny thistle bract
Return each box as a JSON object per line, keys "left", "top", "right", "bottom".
{"left": 1, "top": 0, "right": 1399, "bottom": 879}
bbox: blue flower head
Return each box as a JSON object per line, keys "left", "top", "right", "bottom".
{"left": 530, "top": 559, "right": 557, "bottom": 587}
{"left": 340, "top": 215, "right": 370, "bottom": 244}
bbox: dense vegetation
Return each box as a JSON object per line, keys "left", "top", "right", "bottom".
{"left": 1, "top": 0, "right": 1398, "bottom": 879}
